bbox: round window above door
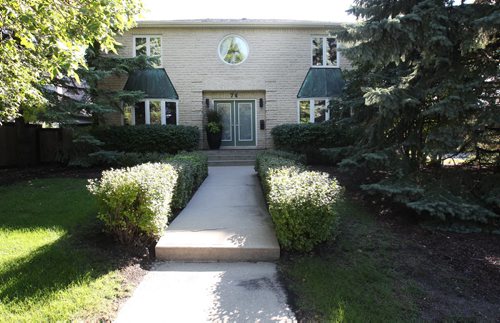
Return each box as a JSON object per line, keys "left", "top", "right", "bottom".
{"left": 218, "top": 35, "right": 249, "bottom": 65}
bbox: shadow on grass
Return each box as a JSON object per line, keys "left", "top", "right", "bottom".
{"left": 0, "top": 178, "right": 149, "bottom": 319}
{"left": 0, "top": 228, "right": 130, "bottom": 305}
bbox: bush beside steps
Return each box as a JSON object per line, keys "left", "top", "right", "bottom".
{"left": 255, "top": 150, "right": 342, "bottom": 252}
{"left": 87, "top": 152, "right": 208, "bottom": 245}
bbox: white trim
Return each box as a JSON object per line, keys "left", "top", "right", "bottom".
{"left": 218, "top": 34, "right": 249, "bottom": 66}
{"left": 137, "top": 19, "right": 343, "bottom": 29}
{"left": 145, "top": 100, "right": 151, "bottom": 124}
{"left": 160, "top": 101, "right": 166, "bottom": 125}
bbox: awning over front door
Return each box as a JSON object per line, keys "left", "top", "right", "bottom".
{"left": 297, "top": 67, "right": 345, "bottom": 98}
{"left": 123, "top": 68, "right": 179, "bottom": 99}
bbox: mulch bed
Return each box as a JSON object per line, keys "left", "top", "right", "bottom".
{"left": 315, "top": 165, "right": 500, "bottom": 321}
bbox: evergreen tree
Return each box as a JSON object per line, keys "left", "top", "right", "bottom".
{"left": 337, "top": 0, "right": 499, "bottom": 170}
{"left": 334, "top": 0, "right": 499, "bottom": 228}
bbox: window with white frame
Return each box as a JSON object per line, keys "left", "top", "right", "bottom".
{"left": 125, "top": 99, "right": 178, "bottom": 125}
{"left": 298, "top": 99, "right": 331, "bottom": 124}
{"left": 312, "top": 36, "right": 337, "bottom": 67}
{"left": 134, "top": 36, "right": 162, "bottom": 66}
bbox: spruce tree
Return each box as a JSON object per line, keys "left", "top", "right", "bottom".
{"left": 337, "top": 0, "right": 499, "bottom": 170}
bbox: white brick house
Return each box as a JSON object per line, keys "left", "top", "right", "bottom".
{"left": 104, "top": 19, "right": 348, "bottom": 149}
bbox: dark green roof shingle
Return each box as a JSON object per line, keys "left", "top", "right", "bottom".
{"left": 124, "top": 68, "right": 179, "bottom": 99}
{"left": 297, "top": 68, "right": 345, "bottom": 98}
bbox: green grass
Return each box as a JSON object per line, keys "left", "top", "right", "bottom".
{"left": 0, "top": 178, "right": 128, "bottom": 321}
{"left": 280, "top": 196, "right": 420, "bottom": 322}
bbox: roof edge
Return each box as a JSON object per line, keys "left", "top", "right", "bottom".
{"left": 136, "top": 19, "right": 345, "bottom": 29}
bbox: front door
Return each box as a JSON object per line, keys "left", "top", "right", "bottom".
{"left": 214, "top": 100, "right": 256, "bottom": 147}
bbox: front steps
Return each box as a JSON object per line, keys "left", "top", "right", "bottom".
{"left": 201, "top": 149, "right": 264, "bottom": 166}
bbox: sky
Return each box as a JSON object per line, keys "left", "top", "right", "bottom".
{"left": 140, "top": 0, "right": 357, "bottom": 23}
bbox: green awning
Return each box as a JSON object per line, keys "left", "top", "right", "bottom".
{"left": 124, "top": 68, "right": 179, "bottom": 100}
{"left": 297, "top": 68, "right": 345, "bottom": 98}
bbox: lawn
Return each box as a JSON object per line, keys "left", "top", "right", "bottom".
{"left": 279, "top": 195, "right": 420, "bottom": 322}
{"left": 0, "top": 178, "right": 130, "bottom": 321}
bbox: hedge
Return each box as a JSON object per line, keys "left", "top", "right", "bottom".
{"left": 167, "top": 152, "right": 208, "bottom": 210}
{"left": 92, "top": 125, "right": 199, "bottom": 154}
{"left": 87, "top": 163, "right": 177, "bottom": 244}
{"left": 255, "top": 151, "right": 342, "bottom": 252}
{"left": 87, "top": 152, "right": 208, "bottom": 244}
{"left": 271, "top": 123, "right": 359, "bottom": 164}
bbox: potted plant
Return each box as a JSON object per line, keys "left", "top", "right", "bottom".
{"left": 206, "top": 110, "right": 223, "bottom": 149}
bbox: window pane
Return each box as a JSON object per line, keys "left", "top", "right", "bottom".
{"left": 135, "top": 102, "right": 146, "bottom": 125}
{"left": 300, "top": 101, "right": 310, "bottom": 124}
{"left": 312, "top": 37, "right": 323, "bottom": 66}
{"left": 150, "top": 37, "right": 161, "bottom": 66}
{"left": 166, "top": 102, "right": 177, "bottom": 125}
{"left": 124, "top": 106, "right": 133, "bottom": 125}
{"left": 238, "top": 103, "right": 252, "bottom": 141}
{"left": 314, "top": 100, "right": 327, "bottom": 123}
{"left": 217, "top": 103, "right": 232, "bottom": 141}
{"left": 326, "top": 38, "right": 337, "bottom": 66}
{"left": 219, "top": 36, "right": 249, "bottom": 65}
{"left": 150, "top": 100, "right": 161, "bottom": 125}
{"left": 135, "top": 37, "right": 147, "bottom": 56}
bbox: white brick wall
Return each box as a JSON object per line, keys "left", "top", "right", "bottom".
{"left": 108, "top": 25, "right": 350, "bottom": 148}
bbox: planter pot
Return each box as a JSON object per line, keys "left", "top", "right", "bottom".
{"left": 207, "top": 131, "right": 222, "bottom": 149}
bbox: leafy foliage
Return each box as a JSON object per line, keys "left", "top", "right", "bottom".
{"left": 92, "top": 125, "right": 200, "bottom": 154}
{"left": 88, "top": 163, "right": 177, "bottom": 244}
{"left": 255, "top": 151, "right": 342, "bottom": 252}
{"left": 0, "top": 0, "right": 143, "bottom": 122}
{"left": 87, "top": 152, "right": 208, "bottom": 244}
{"left": 166, "top": 152, "right": 208, "bottom": 210}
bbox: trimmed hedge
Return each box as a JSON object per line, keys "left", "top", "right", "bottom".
{"left": 255, "top": 151, "right": 342, "bottom": 252}
{"left": 87, "top": 152, "right": 208, "bottom": 244}
{"left": 271, "top": 123, "right": 360, "bottom": 164}
{"left": 87, "top": 163, "right": 178, "bottom": 244}
{"left": 167, "top": 152, "right": 208, "bottom": 210}
{"left": 86, "top": 150, "right": 170, "bottom": 167}
{"left": 93, "top": 125, "right": 199, "bottom": 154}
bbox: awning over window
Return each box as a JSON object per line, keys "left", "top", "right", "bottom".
{"left": 297, "top": 68, "right": 345, "bottom": 98}
{"left": 124, "top": 68, "right": 179, "bottom": 100}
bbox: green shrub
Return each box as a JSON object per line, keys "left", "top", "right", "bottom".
{"left": 87, "top": 150, "right": 170, "bottom": 167}
{"left": 87, "top": 163, "right": 178, "bottom": 244}
{"left": 271, "top": 123, "right": 356, "bottom": 153}
{"left": 93, "top": 125, "right": 199, "bottom": 154}
{"left": 256, "top": 151, "right": 342, "bottom": 252}
{"left": 167, "top": 152, "right": 208, "bottom": 209}
{"left": 87, "top": 152, "right": 208, "bottom": 243}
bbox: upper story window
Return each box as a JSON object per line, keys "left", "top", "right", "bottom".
{"left": 134, "top": 36, "right": 161, "bottom": 67}
{"left": 312, "top": 36, "right": 337, "bottom": 67}
{"left": 218, "top": 35, "right": 249, "bottom": 65}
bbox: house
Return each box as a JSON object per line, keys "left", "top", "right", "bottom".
{"left": 103, "top": 19, "right": 348, "bottom": 149}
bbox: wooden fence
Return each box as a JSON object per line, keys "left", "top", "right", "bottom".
{"left": 0, "top": 121, "right": 73, "bottom": 167}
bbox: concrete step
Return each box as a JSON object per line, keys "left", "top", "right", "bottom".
{"left": 206, "top": 155, "right": 257, "bottom": 161}
{"left": 155, "top": 166, "right": 280, "bottom": 262}
{"left": 208, "top": 160, "right": 255, "bottom": 166}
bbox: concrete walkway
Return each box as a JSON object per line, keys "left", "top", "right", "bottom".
{"left": 156, "top": 166, "right": 280, "bottom": 262}
{"left": 116, "top": 262, "right": 295, "bottom": 322}
{"left": 116, "top": 166, "right": 296, "bottom": 322}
